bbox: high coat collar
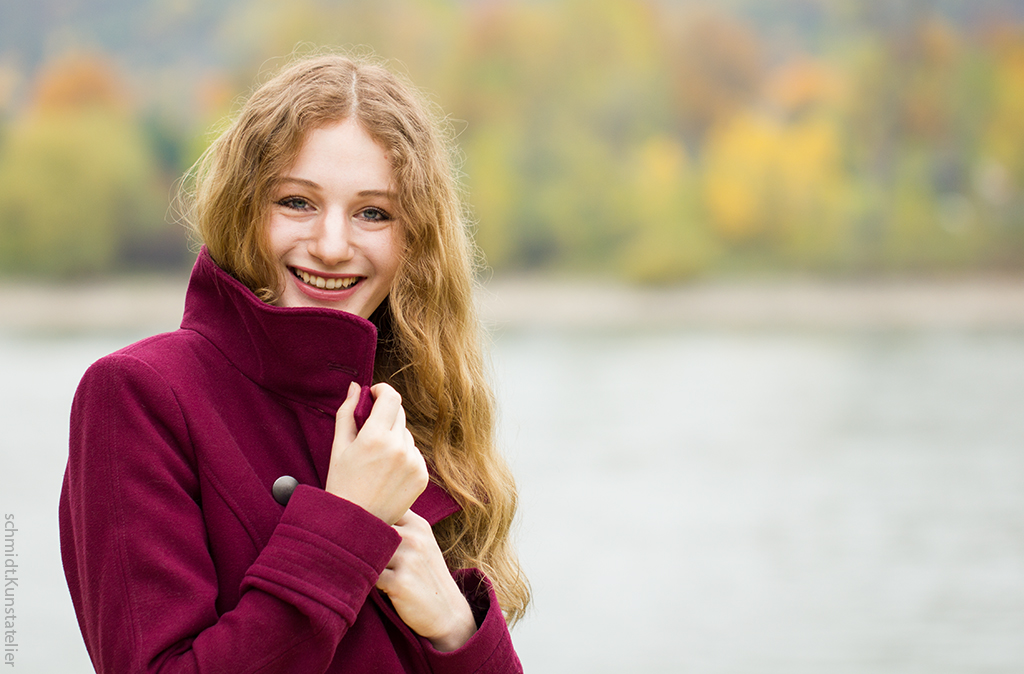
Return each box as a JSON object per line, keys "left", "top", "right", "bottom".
{"left": 179, "top": 248, "right": 460, "bottom": 525}
{"left": 181, "top": 247, "right": 378, "bottom": 415}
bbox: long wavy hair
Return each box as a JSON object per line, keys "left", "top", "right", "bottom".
{"left": 183, "top": 52, "right": 529, "bottom": 624}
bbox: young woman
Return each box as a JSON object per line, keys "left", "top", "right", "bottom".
{"left": 59, "top": 53, "right": 529, "bottom": 673}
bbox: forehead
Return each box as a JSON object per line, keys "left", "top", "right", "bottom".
{"left": 280, "top": 119, "right": 394, "bottom": 187}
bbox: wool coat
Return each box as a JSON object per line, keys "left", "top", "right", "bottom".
{"left": 59, "top": 249, "right": 522, "bottom": 674}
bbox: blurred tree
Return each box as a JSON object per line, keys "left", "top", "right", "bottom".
{"left": 463, "top": 119, "right": 526, "bottom": 269}
{"left": 664, "top": 8, "right": 765, "bottom": 147}
{"left": 0, "top": 54, "right": 166, "bottom": 275}
{"left": 455, "top": 1, "right": 566, "bottom": 269}
{"left": 458, "top": 0, "right": 673, "bottom": 271}
{"left": 529, "top": 117, "right": 631, "bottom": 268}
{"left": 845, "top": 12, "right": 977, "bottom": 182}
{"left": 764, "top": 57, "right": 846, "bottom": 117}
{"left": 775, "top": 113, "right": 852, "bottom": 266}
{"left": 31, "top": 54, "right": 128, "bottom": 112}
{"left": 0, "top": 58, "right": 20, "bottom": 116}
{"left": 981, "top": 27, "right": 1024, "bottom": 189}
{"left": 219, "top": 0, "right": 465, "bottom": 97}
{"left": 2, "top": 0, "right": 1015, "bottom": 278}
{"left": 617, "top": 135, "right": 719, "bottom": 283}
{"left": 882, "top": 148, "right": 987, "bottom": 270}
{"left": 702, "top": 112, "right": 778, "bottom": 242}
{"left": 971, "top": 28, "right": 1024, "bottom": 267}
{"left": 839, "top": 9, "right": 1006, "bottom": 270}
{"left": 553, "top": 0, "right": 668, "bottom": 145}
{"left": 702, "top": 109, "right": 851, "bottom": 267}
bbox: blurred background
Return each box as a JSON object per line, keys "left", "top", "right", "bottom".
{"left": 2, "top": 0, "right": 1024, "bottom": 278}
{"left": 1, "top": 0, "right": 1024, "bottom": 672}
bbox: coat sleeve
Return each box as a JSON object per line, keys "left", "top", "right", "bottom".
{"left": 59, "top": 353, "right": 402, "bottom": 674}
{"left": 420, "top": 569, "right": 524, "bottom": 674}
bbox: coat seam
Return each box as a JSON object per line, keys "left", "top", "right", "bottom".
{"left": 104, "top": 354, "right": 195, "bottom": 672}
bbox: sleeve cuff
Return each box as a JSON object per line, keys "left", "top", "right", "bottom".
{"left": 241, "top": 485, "right": 401, "bottom": 622}
{"left": 420, "top": 569, "right": 523, "bottom": 674}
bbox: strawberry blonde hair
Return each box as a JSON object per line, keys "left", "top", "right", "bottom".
{"left": 183, "top": 52, "right": 529, "bottom": 623}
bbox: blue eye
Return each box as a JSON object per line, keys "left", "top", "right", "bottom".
{"left": 277, "top": 196, "right": 312, "bottom": 211}
{"left": 360, "top": 207, "right": 392, "bottom": 221}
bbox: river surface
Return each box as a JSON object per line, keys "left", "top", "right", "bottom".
{"left": 2, "top": 326, "right": 1023, "bottom": 673}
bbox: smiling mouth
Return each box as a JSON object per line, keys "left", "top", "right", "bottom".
{"left": 291, "top": 267, "right": 361, "bottom": 290}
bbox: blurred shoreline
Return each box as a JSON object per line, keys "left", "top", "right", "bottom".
{"left": 2, "top": 274, "right": 1024, "bottom": 334}
{"left": 482, "top": 275, "right": 1024, "bottom": 331}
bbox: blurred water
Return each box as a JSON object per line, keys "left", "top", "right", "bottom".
{"left": 2, "top": 327, "right": 1023, "bottom": 673}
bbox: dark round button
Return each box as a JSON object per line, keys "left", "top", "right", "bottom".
{"left": 272, "top": 475, "right": 299, "bottom": 505}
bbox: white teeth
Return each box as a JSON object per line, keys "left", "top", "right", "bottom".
{"left": 292, "top": 268, "right": 357, "bottom": 290}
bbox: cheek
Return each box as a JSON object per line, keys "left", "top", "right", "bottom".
{"left": 266, "top": 217, "right": 310, "bottom": 264}
{"left": 377, "top": 227, "right": 404, "bottom": 282}
{"left": 265, "top": 217, "right": 288, "bottom": 259}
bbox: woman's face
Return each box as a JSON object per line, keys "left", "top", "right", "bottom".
{"left": 267, "top": 118, "right": 402, "bottom": 319}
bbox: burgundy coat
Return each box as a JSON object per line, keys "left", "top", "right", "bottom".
{"left": 59, "top": 249, "right": 522, "bottom": 673}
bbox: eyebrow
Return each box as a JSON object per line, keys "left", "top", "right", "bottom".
{"left": 356, "top": 189, "right": 397, "bottom": 199}
{"left": 275, "top": 177, "right": 396, "bottom": 200}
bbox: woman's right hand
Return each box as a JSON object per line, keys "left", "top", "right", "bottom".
{"left": 325, "top": 382, "right": 428, "bottom": 525}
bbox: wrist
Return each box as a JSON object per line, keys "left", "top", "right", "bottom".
{"left": 426, "top": 596, "right": 477, "bottom": 652}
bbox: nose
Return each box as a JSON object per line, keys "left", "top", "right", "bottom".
{"left": 308, "top": 209, "right": 354, "bottom": 265}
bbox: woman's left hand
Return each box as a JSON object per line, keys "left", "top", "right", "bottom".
{"left": 376, "top": 510, "right": 478, "bottom": 652}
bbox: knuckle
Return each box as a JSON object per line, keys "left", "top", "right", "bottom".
{"left": 408, "top": 516, "right": 428, "bottom": 537}
{"left": 414, "top": 462, "right": 429, "bottom": 488}
{"left": 406, "top": 537, "right": 425, "bottom": 555}
{"left": 374, "top": 383, "right": 401, "bottom": 402}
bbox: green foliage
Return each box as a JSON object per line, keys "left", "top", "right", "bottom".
{"left": 3, "top": 0, "right": 1024, "bottom": 279}
{"left": 617, "top": 136, "right": 720, "bottom": 282}
{"left": 0, "top": 110, "right": 165, "bottom": 275}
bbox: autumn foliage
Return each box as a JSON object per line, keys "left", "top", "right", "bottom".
{"left": 0, "top": 0, "right": 1022, "bottom": 279}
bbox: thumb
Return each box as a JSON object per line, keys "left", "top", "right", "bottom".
{"left": 334, "top": 381, "right": 361, "bottom": 445}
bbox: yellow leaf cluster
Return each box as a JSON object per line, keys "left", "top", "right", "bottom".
{"left": 702, "top": 112, "right": 846, "bottom": 246}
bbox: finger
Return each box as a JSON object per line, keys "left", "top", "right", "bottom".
{"left": 376, "top": 568, "right": 395, "bottom": 593}
{"left": 334, "top": 381, "right": 361, "bottom": 445}
{"left": 402, "top": 509, "right": 427, "bottom": 528}
{"left": 393, "top": 403, "right": 407, "bottom": 434}
{"left": 364, "top": 383, "right": 402, "bottom": 431}
{"left": 370, "top": 382, "right": 400, "bottom": 402}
